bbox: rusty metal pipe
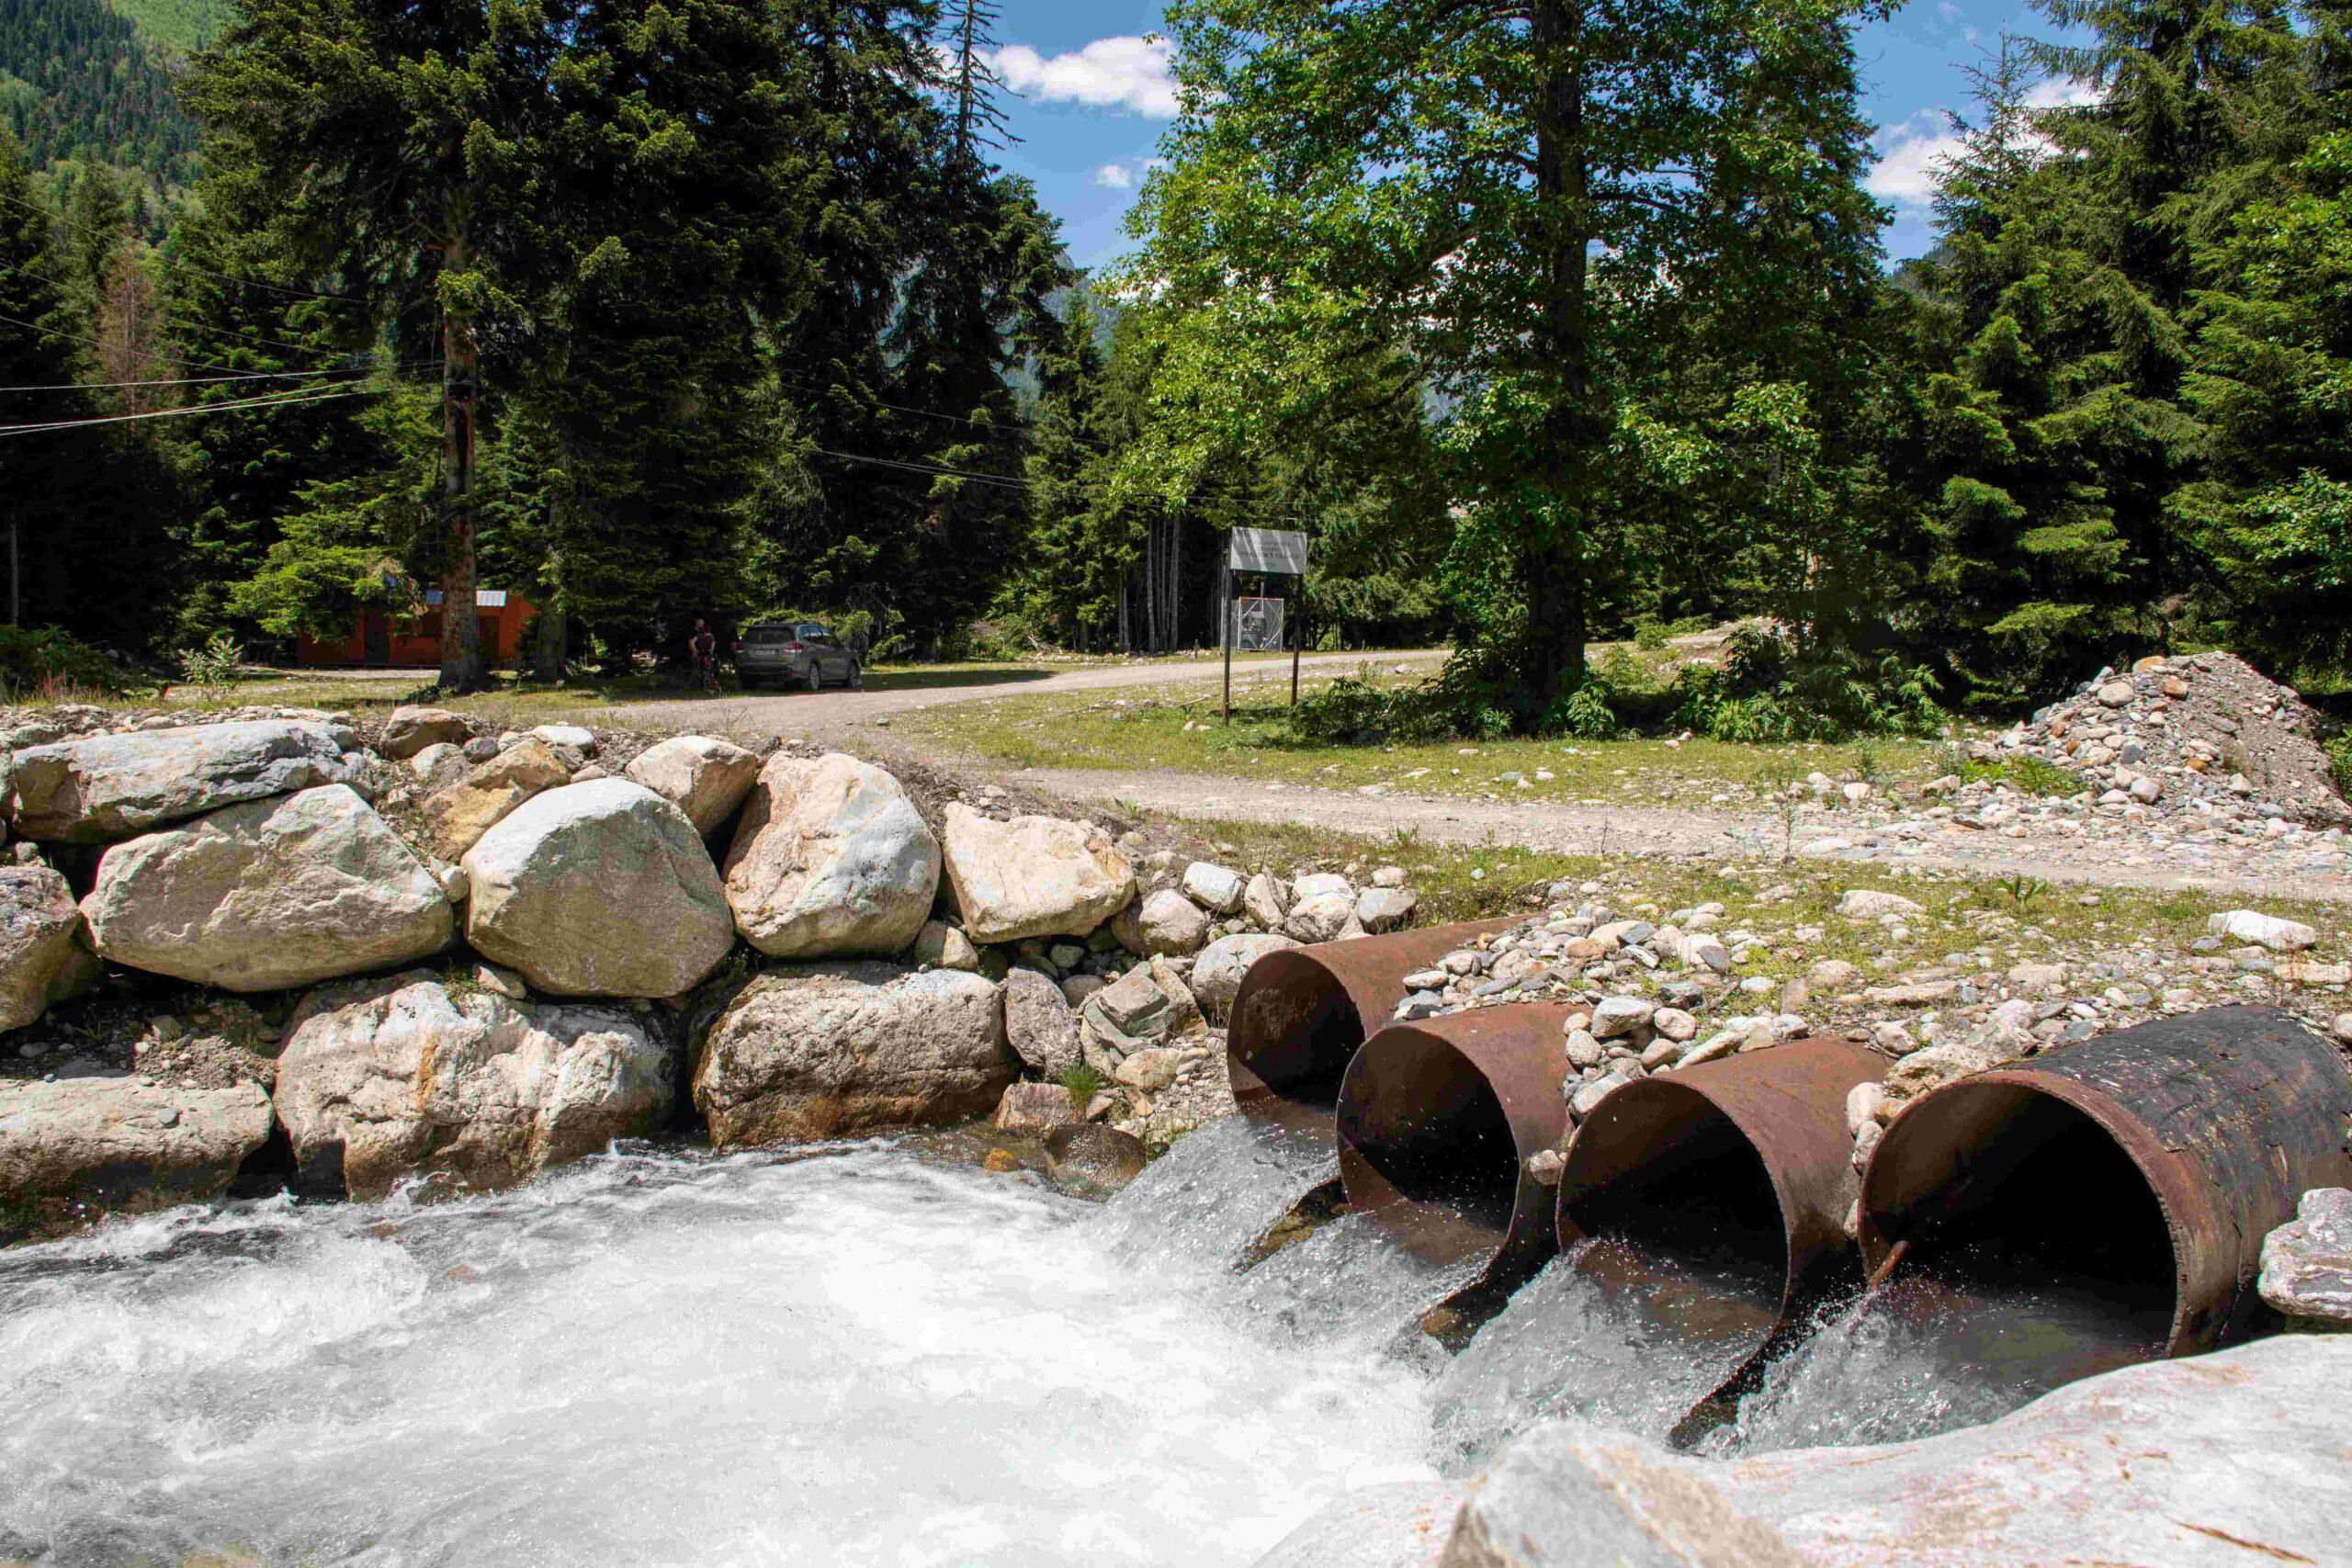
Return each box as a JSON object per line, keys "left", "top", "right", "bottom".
{"left": 1552, "top": 1037, "right": 1888, "bottom": 1431}
{"left": 1860, "top": 1006, "right": 2352, "bottom": 1355}
{"left": 1227, "top": 919, "right": 1514, "bottom": 1137}
{"left": 1334, "top": 1003, "right": 1574, "bottom": 1285}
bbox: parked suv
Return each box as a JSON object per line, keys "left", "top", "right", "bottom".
{"left": 733, "top": 621, "right": 863, "bottom": 691}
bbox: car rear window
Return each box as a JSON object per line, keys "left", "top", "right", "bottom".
{"left": 743, "top": 626, "right": 795, "bottom": 645}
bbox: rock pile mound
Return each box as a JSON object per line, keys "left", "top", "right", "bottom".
{"left": 1989, "top": 651, "right": 2349, "bottom": 826}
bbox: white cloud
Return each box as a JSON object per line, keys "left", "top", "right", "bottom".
{"left": 1094, "top": 163, "right": 1135, "bottom": 189}
{"left": 2025, "top": 75, "right": 2103, "bottom": 109}
{"left": 1866, "top": 79, "right": 2100, "bottom": 209}
{"left": 990, "top": 37, "right": 1179, "bottom": 118}
{"left": 1869, "top": 112, "right": 1963, "bottom": 208}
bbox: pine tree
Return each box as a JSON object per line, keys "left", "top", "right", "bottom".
{"left": 0, "top": 133, "right": 180, "bottom": 649}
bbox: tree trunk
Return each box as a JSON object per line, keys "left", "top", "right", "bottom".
{"left": 437, "top": 232, "right": 487, "bottom": 694}
{"left": 1525, "top": 0, "right": 1593, "bottom": 730}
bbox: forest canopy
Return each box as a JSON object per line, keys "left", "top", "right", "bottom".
{"left": 0, "top": 0, "right": 2346, "bottom": 733}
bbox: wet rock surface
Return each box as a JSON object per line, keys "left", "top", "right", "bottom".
{"left": 0, "top": 1074, "right": 272, "bottom": 1244}
{"left": 694, "top": 964, "right": 1010, "bottom": 1145}
{"left": 275, "top": 972, "right": 674, "bottom": 1200}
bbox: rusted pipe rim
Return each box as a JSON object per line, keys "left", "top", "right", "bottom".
{"left": 1227, "top": 919, "right": 1514, "bottom": 1130}
{"left": 1551, "top": 1038, "right": 1885, "bottom": 1427}
{"left": 1859, "top": 1007, "right": 2352, "bottom": 1354}
{"left": 1556, "top": 1037, "right": 1887, "bottom": 1328}
{"left": 1335, "top": 1003, "right": 1574, "bottom": 1276}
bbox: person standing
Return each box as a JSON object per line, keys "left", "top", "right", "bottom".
{"left": 690, "top": 619, "right": 718, "bottom": 692}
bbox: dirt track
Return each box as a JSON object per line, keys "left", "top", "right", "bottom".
{"left": 599, "top": 649, "right": 2350, "bottom": 908}
{"left": 597, "top": 648, "right": 1443, "bottom": 739}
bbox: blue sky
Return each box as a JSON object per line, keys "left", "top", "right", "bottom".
{"left": 985, "top": 0, "right": 2077, "bottom": 273}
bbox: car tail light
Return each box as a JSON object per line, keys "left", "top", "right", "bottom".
{"left": 784, "top": 642, "right": 805, "bottom": 652}
{"left": 732, "top": 640, "right": 745, "bottom": 654}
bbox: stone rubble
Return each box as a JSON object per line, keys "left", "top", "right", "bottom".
{"left": 1392, "top": 875, "right": 2348, "bottom": 1180}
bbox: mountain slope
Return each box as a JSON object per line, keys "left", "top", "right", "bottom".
{"left": 0, "top": 0, "right": 199, "bottom": 186}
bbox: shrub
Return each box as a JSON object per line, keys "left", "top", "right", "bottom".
{"left": 2326, "top": 733, "right": 2352, "bottom": 799}
{"left": 0, "top": 625, "right": 139, "bottom": 697}
{"left": 1671, "top": 623, "right": 1941, "bottom": 742}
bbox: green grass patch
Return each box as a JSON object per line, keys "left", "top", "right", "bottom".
{"left": 904, "top": 673, "right": 1977, "bottom": 807}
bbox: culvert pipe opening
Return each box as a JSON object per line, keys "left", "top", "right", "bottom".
{"left": 1226, "top": 919, "right": 1511, "bottom": 1134}
{"left": 1540, "top": 1038, "right": 1885, "bottom": 1444}
{"left": 1790, "top": 1009, "right": 2352, "bottom": 1452}
{"left": 1334, "top": 1004, "right": 1573, "bottom": 1290}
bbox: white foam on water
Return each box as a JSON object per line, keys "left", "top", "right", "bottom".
{"left": 0, "top": 1146, "right": 1433, "bottom": 1568}
{"left": 1092, "top": 1114, "right": 1336, "bottom": 1270}
{"left": 1426, "top": 1242, "right": 1773, "bottom": 1473}
{"left": 1703, "top": 1271, "right": 2165, "bottom": 1456}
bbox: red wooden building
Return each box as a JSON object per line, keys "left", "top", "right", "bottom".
{"left": 296, "top": 590, "right": 535, "bottom": 668}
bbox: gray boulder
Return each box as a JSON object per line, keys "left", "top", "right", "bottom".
{"left": 993, "top": 1080, "right": 1079, "bottom": 1134}
{"left": 1283, "top": 892, "right": 1357, "bottom": 943}
{"left": 423, "top": 738, "right": 571, "bottom": 860}
{"left": 0, "top": 1076, "right": 273, "bottom": 1244}
{"left": 1003, "top": 965, "right": 1084, "bottom": 1078}
{"left": 1436, "top": 1336, "right": 2352, "bottom": 1566}
{"left": 720, "top": 752, "right": 939, "bottom": 958}
{"left": 463, "top": 778, "right": 734, "bottom": 998}
{"left": 1, "top": 866, "right": 96, "bottom": 1032}
{"left": 940, "top": 803, "right": 1135, "bottom": 943}
{"left": 624, "top": 734, "right": 762, "bottom": 836}
{"left": 694, "top": 964, "right": 1009, "bottom": 1145}
{"left": 80, "top": 784, "right": 452, "bottom": 993}
{"left": 2261, "top": 1187, "right": 2352, "bottom": 1326}
{"left": 377, "top": 705, "right": 470, "bottom": 760}
{"left": 1354, "top": 886, "right": 1419, "bottom": 933}
{"left": 1112, "top": 887, "right": 1212, "bottom": 955}
{"left": 8, "top": 719, "right": 354, "bottom": 843}
{"left": 1192, "top": 931, "right": 1301, "bottom": 1024}
{"left": 274, "top": 972, "right": 675, "bottom": 1200}
{"left": 1044, "top": 1122, "right": 1146, "bottom": 1199}
{"left": 1251, "top": 1483, "right": 1466, "bottom": 1568}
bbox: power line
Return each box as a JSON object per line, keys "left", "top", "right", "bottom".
{"left": 0, "top": 385, "right": 376, "bottom": 438}
{"left": 0, "top": 189, "right": 372, "bottom": 309}
{"left": 0, "top": 306, "right": 375, "bottom": 381}
{"left": 0, "top": 366, "right": 380, "bottom": 394}
{"left": 779, "top": 370, "right": 1115, "bottom": 455}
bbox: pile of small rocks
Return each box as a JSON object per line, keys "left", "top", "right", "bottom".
{"left": 1388, "top": 878, "right": 2350, "bottom": 1189}
{"left": 1983, "top": 651, "right": 2350, "bottom": 827}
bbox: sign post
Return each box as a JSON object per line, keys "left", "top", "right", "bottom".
{"left": 1222, "top": 527, "right": 1310, "bottom": 724}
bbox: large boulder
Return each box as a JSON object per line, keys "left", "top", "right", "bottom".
{"left": 462, "top": 779, "right": 734, "bottom": 998}
{"left": 2260, "top": 1187, "right": 2352, "bottom": 1326}
{"left": 376, "top": 705, "right": 470, "bottom": 760}
{"left": 1003, "top": 964, "right": 1084, "bottom": 1078}
{"left": 720, "top": 752, "right": 939, "bottom": 958}
{"left": 625, "top": 734, "right": 763, "bottom": 836}
{"left": 939, "top": 803, "right": 1135, "bottom": 944}
{"left": 1112, "top": 887, "right": 1212, "bottom": 956}
{"left": 79, "top": 784, "right": 452, "bottom": 993}
{"left": 694, "top": 964, "right": 1009, "bottom": 1145}
{"left": 0, "top": 1076, "right": 273, "bottom": 1245}
{"left": 273, "top": 972, "right": 677, "bottom": 1200}
{"left": 1192, "top": 931, "right": 1301, "bottom": 1024}
{"left": 1, "top": 865, "right": 96, "bottom": 1032}
{"left": 424, "top": 739, "right": 571, "bottom": 860}
{"left": 1432, "top": 1335, "right": 2352, "bottom": 1567}
{"left": 6, "top": 719, "right": 354, "bottom": 843}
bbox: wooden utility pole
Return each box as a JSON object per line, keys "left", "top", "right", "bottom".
{"left": 437, "top": 232, "right": 486, "bottom": 694}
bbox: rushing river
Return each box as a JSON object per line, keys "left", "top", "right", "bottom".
{"left": 0, "top": 1145, "right": 1433, "bottom": 1568}
{"left": 0, "top": 1133, "right": 2172, "bottom": 1567}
